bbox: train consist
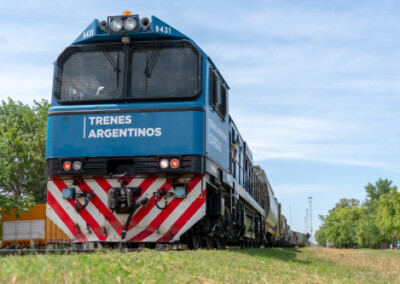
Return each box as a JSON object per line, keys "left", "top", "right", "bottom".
{"left": 2, "top": 11, "right": 309, "bottom": 249}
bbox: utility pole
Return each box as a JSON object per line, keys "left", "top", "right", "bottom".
{"left": 306, "top": 209, "right": 309, "bottom": 234}
{"left": 304, "top": 216, "right": 307, "bottom": 234}
{"left": 309, "top": 196, "right": 313, "bottom": 243}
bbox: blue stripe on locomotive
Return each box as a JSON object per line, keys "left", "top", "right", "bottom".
{"left": 46, "top": 110, "right": 205, "bottom": 158}
{"left": 46, "top": 15, "right": 231, "bottom": 171}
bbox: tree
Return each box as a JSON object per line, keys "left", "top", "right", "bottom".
{"left": 376, "top": 187, "right": 400, "bottom": 248}
{"left": 315, "top": 226, "right": 327, "bottom": 247}
{"left": 324, "top": 204, "right": 361, "bottom": 248}
{"left": 334, "top": 198, "right": 360, "bottom": 209}
{"left": 0, "top": 98, "right": 50, "bottom": 212}
{"left": 365, "top": 179, "right": 395, "bottom": 203}
{"left": 315, "top": 214, "right": 327, "bottom": 246}
{"left": 356, "top": 207, "right": 381, "bottom": 248}
{"left": 362, "top": 178, "right": 396, "bottom": 247}
{"left": 318, "top": 179, "right": 398, "bottom": 249}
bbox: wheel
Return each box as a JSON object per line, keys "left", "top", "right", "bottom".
{"left": 205, "top": 237, "right": 212, "bottom": 250}
{"left": 188, "top": 235, "right": 201, "bottom": 250}
{"left": 213, "top": 238, "right": 222, "bottom": 250}
{"left": 221, "top": 240, "right": 227, "bottom": 250}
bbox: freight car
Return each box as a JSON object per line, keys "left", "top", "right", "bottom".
{"left": 44, "top": 11, "right": 309, "bottom": 249}
{"left": 294, "top": 232, "right": 310, "bottom": 247}
{"left": 1, "top": 204, "right": 69, "bottom": 249}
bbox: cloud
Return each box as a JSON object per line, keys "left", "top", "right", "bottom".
{"left": 231, "top": 111, "right": 400, "bottom": 173}
{"left": 0, "top": 66, "right": 52, "bottom": 103}
{"left": 273, "top": 183, "right": 349, "bottom": 199}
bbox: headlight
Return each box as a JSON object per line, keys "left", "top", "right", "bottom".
{"left": 110, "top": 19, "right": 123, "bottom": 32}
{"left": 72, "top": 161, "right": 82, "bottom": 171}
{"left": 160, "top": 159, "right": 169, "bottom": 169}
{"left": 124, "top": 18, "right": 137, "bottom": 31}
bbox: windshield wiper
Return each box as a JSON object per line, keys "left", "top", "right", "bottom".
{"left": 144, "top": 49, "right": 161, "bottom": 90}
{"left": 102, "top": 50, "right": 121, "bottom": 88}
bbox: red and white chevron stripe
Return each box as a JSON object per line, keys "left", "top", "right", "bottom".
{"left": 46, "top": 175, "right": 206, "bottom": 243}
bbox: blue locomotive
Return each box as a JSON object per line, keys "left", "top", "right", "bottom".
{"left": 45, "top": 11, "right": 309, "bottom": 249}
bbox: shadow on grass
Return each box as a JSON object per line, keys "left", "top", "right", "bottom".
{"left": 234, "top": 247, "right": 312, "bottom": 265}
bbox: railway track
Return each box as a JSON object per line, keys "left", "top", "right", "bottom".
{"left": 0, "top": 248, "right": 148, "bottom": 256}
{"left": 0, "top": 243, "right": 188, "bottom": 256}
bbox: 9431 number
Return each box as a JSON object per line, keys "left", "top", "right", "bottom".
{"left": 83, "top": 29, "right": 94, "bottom": 39}
{"left": 155, "top": 25, "right": 172, "bottom": 34}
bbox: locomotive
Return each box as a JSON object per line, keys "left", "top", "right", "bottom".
{"left": 42, "top": 11, "right": 309, "bottom": 249}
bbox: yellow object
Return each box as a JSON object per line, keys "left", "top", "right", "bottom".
{"left": 123, "top": 10, "right": 131, "bottom": 16}
{"left": 1, "top": 204, "right": 69, "bottom": 247}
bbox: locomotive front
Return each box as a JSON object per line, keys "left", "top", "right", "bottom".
{"left": 45, "top": 12, "right": 208, "bottom": 245}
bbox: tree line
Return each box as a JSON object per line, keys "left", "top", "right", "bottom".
{"left": 0, "top": 98, "right": 50, "bottom": 213}
{"left": 315, "top": 179, "right": 400, "bottom": 248}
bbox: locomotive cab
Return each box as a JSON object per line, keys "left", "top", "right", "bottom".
{"left": 47, "top": 14, "right": 206, "bottom": 178}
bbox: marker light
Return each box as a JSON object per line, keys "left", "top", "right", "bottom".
{"left": 72, "top": 161, "right": 82, "bottom": 171}
{"left": 123, "top": 10, "right": 131, "bottom": 16}
{"left": 124, "top": 18, "right": 137, "bottom": 31}
{"left": 170, "top": 159, "right": 180, "bottom": 169}
{"left": 110, "top": 19, "right": 123, "bottom": 31}
{"left": 63, "top": 161, "right": 72, "bottom": 171}
{"left": 160, "top": 159, "right": 169, "bottom": 169}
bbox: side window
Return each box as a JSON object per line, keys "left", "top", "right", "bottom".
{"left": 219, "top": 83, "right": 226, "bottom": 116}
{"left": 210, "top": 70, "right": 217, "bottom": 107}
{"left": 209, "top": 68, "right": 227, "bottom": 118}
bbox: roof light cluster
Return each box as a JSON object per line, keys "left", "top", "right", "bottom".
{"left": 101, "top": 11, "right": 150, "bottom": 34}
{"left": 110, "top": 17, "right": 138, "bottom": 32}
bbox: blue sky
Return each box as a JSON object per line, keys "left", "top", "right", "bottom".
{"left": 1, "top": 1, "right": 400, "bottom": 239}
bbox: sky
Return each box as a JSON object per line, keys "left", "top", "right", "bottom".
{"left": 1, "top": 1, "right": 400, "bottom": 239}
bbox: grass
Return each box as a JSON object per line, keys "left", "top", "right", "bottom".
{"left": 0, "top": 247, "right": 399, "bottom": 283}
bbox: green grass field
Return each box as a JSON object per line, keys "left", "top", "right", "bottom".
{"left": 0, "top": 247, "right": 399, "bottom": 283}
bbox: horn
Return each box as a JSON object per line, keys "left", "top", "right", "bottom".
{"left": 100, "top": 20, "right": 107, "bottom": 31}
{"left": 140, "top": 17, "right": 151, "bottom": 31}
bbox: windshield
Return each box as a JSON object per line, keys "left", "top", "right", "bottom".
{"left": 54, "top": 41, "right": 201, "bottom": 104}
{"left": 129, "top": 42, "right": 200, "bottom": 99}
{"left": 55, "top": 45, "right": 125, "bottom": 102}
